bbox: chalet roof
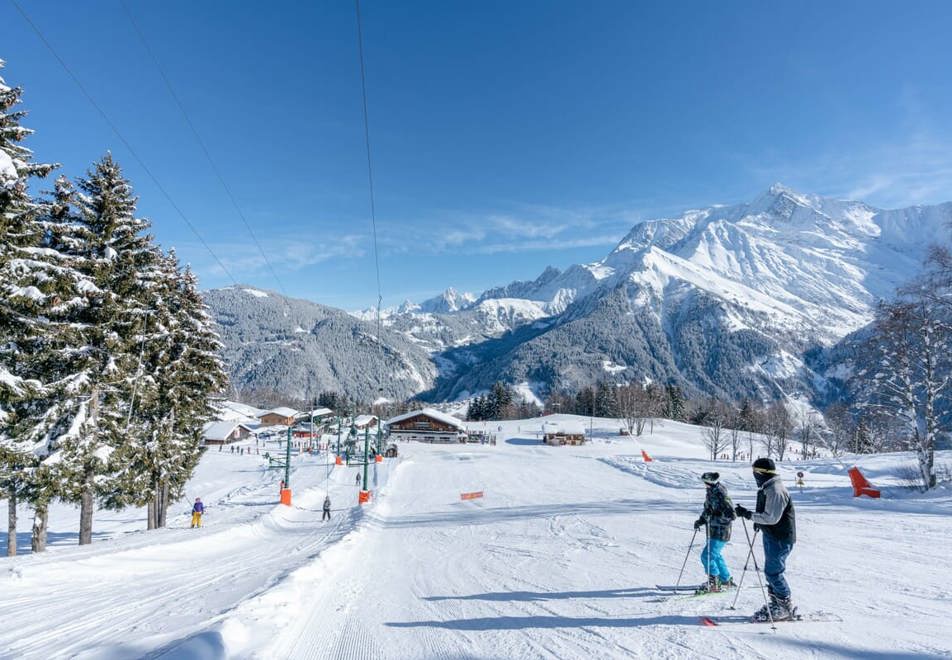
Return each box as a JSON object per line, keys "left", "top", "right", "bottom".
{"left": 304, "top": 407, "right": 334, "bottom": 418}
{"left": 542, "top": 420, "right": 587, "bottom": 436}
{"left": 354, "top": 414, "right": 378, "bottom": 427}
{"left": 386, "top": 408, "right": 465, "bottom": 431}
{"left": 261, "top": 407, "right": 298, "bottom": 418}
{"left": 203, "top": 421, "right": 239, "bottom": 441}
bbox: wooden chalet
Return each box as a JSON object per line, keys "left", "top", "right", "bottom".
{"left": 258, "top": 407, "right": 299, "bottom": 427}
{"left": 203, "top": 421, "right": 241, "bottom": 445}
{"left": 386, "top": 409, "right": 467, "bottom": 443}
{"left": 542, "top": 420, "right": 587, "bottom": 446}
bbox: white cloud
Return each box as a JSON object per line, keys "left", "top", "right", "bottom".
{"left": 186, "top": 233, "right": 367, "bottom": 280}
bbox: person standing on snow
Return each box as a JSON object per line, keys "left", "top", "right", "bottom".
{"left": 191, "top": 498, "right": 205, "bottom": 528}
{"left": 694, "top": 472, "right": 736, "bottom": 593}
{"left": 322, "top": 495, "right": 332, "bottom": 521}
{"left": 735, "top": 457, "right": 797, "bottom": 621}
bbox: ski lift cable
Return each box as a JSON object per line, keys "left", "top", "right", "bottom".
{"left": 120, "top": 1, "right": 289, "bottom": 298}
{"left": 354, "top": 0, "right": 385, "bottom": 398}
{"left": 10, "top": 0, "right": 239, "bottom": 286}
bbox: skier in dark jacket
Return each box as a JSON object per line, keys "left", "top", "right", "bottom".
{"left": 694, "top": 472, "right": 736, "bottom": 593}
{"left": 735, "top": 457, "right": 797, "bottom": 621}
{"left": 322, "top": 495, "right": 331, "bottom": 521}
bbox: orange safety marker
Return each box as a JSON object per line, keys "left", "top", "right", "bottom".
{"left": 641, "top": 449, "right": 654, "bottom": 463}
{"left": 358, "top": 489, "right": 371, "bottom": 504}
{"left": 280, "top": 488, "right": 292, "bottom": 506}
{"left": 335, "top": 455, "right": 343, "bottom": 466}
{"left": 375, "top": 454, "right": 383, "bottom": 463}
{"left": 460, "top": 491, "right": 484, "bottom": 501}
{"left": 848, "top": 466, "right": 881, "bottom": 498}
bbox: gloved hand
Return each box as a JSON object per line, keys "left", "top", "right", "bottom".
{"left": 693, "top": 517, "right": 705, "bottom": 531}
{"left": 734, "top": 505, "right": 752, "bottom": 520}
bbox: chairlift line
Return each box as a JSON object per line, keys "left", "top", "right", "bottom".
{"left": 354, "top": 0, "right": 385, "bottom": 398}
{"left": 10, "top": 0, "right": 239, "bottom": 287}
{"left": 120, "top": 0, "right": 289, "bottom": 298}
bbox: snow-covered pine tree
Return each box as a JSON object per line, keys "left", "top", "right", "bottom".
{"left": 0, "top": 59, "right": 59, "bottom": 556}
{"left": 105, "top": 250, "right": 226, "bottom": 528}
{"left": 9, "top": 176, "right": 102, "bottom": 553}
{"left": 53, "top": 153, "right": 163, "bottom": 544}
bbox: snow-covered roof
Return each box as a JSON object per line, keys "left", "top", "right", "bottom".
{"left": 542, "top": 420, "right": 587, "bottom": 436}
{"left": 354, "top": 414, "right": 378, "bottom": 427}
{"left": 261, "top": 407, "right": 298, "bottom": 418}
{"left": 203, "top": 421, "right": 239, "bottom": 441}
{"left": 214, "top": 400, "right": 267, "bottom": 422}
{"left": 386, "top": 408, "right": 465, "bottom": 430}
{"left": 304, "top": 407, "right": 334, "bottom": 418}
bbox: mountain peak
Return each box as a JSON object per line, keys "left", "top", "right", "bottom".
{"left": 419, "top": 287, "right": 476, "bottom": 314}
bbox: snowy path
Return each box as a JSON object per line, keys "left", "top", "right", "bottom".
{"left": 228, "top": 435, "right": 951, "bottom": 659}
{"left": 0, "top": 450, "right": 396, "bottom": 660}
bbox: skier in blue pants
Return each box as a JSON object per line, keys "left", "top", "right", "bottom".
{"left": 694, "top": 471, "right": 737, "bottom": 593}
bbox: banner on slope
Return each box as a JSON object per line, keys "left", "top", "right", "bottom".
{"left": 460, "top": 491, "right": 484, "bottom": 501}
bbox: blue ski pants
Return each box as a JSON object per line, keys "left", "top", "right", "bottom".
{"left": 700, "top": 538, "right": 731, "bottom": 581}
{"left": 762, "top": 533, "right": 794, "bottom": 598}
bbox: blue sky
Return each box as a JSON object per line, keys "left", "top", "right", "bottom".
{"left": 5, "top": 1, "right": 952, "bottom": 309}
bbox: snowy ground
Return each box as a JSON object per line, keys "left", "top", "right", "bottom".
{"left": 2, "top": 417, "right": 951, "bottom": 659}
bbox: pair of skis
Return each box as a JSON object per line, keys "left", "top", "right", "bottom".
{"left": 654, "top": 585, "right": 841, "bottom": 625}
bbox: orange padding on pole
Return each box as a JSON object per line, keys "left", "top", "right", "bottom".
{"left": 848, "top": 466, "right": 881, "bottom": 498}
{"left": 358, "top": 490, "right": 371, "bottom": 504}
{"left": 375, "top": 454, "right": 383, "bottom": 463}
{"left": 460, "top": 491, "right": 484, "bottom": 500}
{"left": 335, "top": 455, "right": 343, "bottom": 466}
{"left": 280, "top": 488, "right": 292, "bottom": 506}
{"left": 641, "top": 449, "right": 653, "bottom": 463}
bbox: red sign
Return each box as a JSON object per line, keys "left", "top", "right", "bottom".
{"left": 460, "top": 491, "right": 484, "bottom": 501}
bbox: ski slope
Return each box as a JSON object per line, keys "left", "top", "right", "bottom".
{"left": 2, "top": 417, "right": 951, "bottom": 659}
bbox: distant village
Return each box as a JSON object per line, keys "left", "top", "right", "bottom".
{"left": 203, "top": 400, "right": 592, "bottom": 448}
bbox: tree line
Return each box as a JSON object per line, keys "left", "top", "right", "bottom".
{"left": 1, "top": 60, "right": 227, "bottom": 556}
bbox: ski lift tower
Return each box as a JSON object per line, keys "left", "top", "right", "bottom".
{"left": 264, "top": 427, "right": 294, "bottom": 506}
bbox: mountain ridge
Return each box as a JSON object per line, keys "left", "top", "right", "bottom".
{"left": 204, "top": 185, "right": 951, "bottom": 405}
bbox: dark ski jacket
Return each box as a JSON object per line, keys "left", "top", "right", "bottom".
{"left": 193, "top": 502, "right": 204, "bottom": 514}
{"left": 700, "top": 482, "right": 735, "bottom": 542}
{"left": 323, "top": 497, "right": 331, "bottom": 511}
{"left": 752, "top": 476, "right": 796, "bottom": 544}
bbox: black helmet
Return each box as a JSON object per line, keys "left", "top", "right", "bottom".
{"left": 752, "top": 457, "right": 777, "bottom": 486}
{"left": 701, "top": 471, "right": 720, "bottom": 485}
{"left": 752, "top": 457, "right": 777, "bottom": 473}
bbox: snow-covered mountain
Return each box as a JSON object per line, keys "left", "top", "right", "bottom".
{"left": 210, "top": 185, "right": 951, "bottom": 404}
{"left": 204, "top": 287, "right": 437, "bottom": 403}
{"left": 415, "top": 185, "right": 951, "bottom": 401}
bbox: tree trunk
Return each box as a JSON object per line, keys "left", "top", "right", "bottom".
{"left": 79, "top": 464, "right": 94, "bottom": 545}
{"left": 6, "top": 487, "right": 16, "bottom": 557}
{"left": 31, "top": 502, "right": 48, "bottom": 553}
{"left": 147, "top": 497, "right": 156, "bottom": 530}
{"left": 157, "top": 482, "right": 170, "bottom": 528}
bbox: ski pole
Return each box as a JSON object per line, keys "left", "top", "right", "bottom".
{"left": 742, "top": 517, "right": 776, "bottom": 630}
{"left": 705, "top": 521, "right": 711, "bottom": 582}
{"left": 675, "top": 527, "right": 699, "bottom": 590}
{"left": 729, "top": 524, "right": 757, "bottom": 610}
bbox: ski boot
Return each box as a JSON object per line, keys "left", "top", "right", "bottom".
{"left": 752, "top": 593, "right": 795, "bottom": 622}
{"left": 695, "top": 575, "right": 722, "bottom": 594}
{"left": 720, "top": 577, "right": 737, "bottom": 590}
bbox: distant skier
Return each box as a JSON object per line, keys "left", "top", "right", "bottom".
{"left": 322, "top": 495, "right": 331, "bottom": 521}
{"left": 735, "top": 457, "right": 797, "bottom": 621}
{"left": 355, "top": 473, "right": 361, "bottom": 486}
{"left": 191, "top": 498, "right": 205, "bottom": 528}
{"left": 694, "top": 471, "right": 736, "bottom": 593}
